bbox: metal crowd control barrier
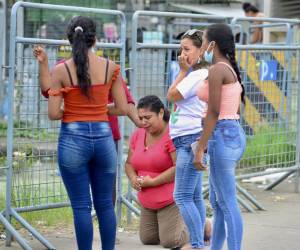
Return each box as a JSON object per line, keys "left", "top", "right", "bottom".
{"left": 234, "top": 44, "right": 300, "bottom": 192}
{"left": 126, "top": 11, "right": 227, "bottom": 221}
{"left": 231, "top": 16, "right": 300, "bottom": 45}
{"left": 128, "top": 11, "right": 300, "bottom": 217}
{"left": 0, "top": 2, "right": 126, "bottom": 250}
{"left": 231, "top": 17, "right": 300, "bottom": 191}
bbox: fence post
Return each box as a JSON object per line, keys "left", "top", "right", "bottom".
{"left": 295, "top": 49, "right": 300, "bottom": 193}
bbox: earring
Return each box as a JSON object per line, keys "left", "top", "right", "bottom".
{"left": 197, "top": 56, "right": 201, "bottom": 64}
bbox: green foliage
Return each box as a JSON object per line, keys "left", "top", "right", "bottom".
{"left": 21, "top": 207, "right": 73, "bottom": 228}
{"left": 24, "top": 0, "right": 117, "bottom": 25}
{"left": 0, "top": 121, "right": 57, "bottom": 140}
{"left": 239, "top": 125, "right": 296, "bottom": 170}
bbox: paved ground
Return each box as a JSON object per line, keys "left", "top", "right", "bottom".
{"left": 1, "top": 179, "right": 300, "bottom": 250}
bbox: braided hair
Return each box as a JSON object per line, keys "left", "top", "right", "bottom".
{"left": 66, "top": 16, "right": 96, "bottom": 97}
{"left": 206, "top": 23, "right": 245, "bottom": 104}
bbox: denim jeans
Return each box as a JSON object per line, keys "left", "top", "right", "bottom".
{"left": 173, "top": 133, "right": 206, "bottom": 249}
{"left": 58, "top": 121, "right": 117, "bottom": 250}
{"left": 208, "top": 120, "right": 246, "bottom": 250}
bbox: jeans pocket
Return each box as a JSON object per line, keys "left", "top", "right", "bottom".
{"left": 221, "top": 125, "right": 241, "bottom": 149}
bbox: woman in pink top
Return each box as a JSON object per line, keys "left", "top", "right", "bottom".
{"left": 125, "top": 95, "right": 188, "bottom": 249}
{"left": 195, "top": 24, "right": 246, "bottom": 250}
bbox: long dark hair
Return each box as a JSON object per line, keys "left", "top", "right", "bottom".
{"left": 137, "top": 95, "right": 170, "bottom": 122}
{"left": 66, "top": 16, "right": 96, "bottom": 97}
{"left": 206, "top": 23, "right": 245, "bottom": 104}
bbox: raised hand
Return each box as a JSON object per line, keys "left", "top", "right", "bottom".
{"left": 33, "top": 45, "right": 48, "bottom": 64}
{"left": 178, "top": 54, "right": 191, "bottom": 73}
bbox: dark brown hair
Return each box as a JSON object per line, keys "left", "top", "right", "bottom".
{"left": 137, "top": 95, "right": 170, "bottom": 122}
{"left": 206, "top": 23, "right": 245, "bottom": 104}
{"left": 66, "top": 16, "right": 96, "bottom": 97}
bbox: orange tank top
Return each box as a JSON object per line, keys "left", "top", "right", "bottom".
{"left": 48, "top": 62, "right": 120, "bottom": 123}
{"left": 197, "top": 62, "right": 242, "bottom": 120}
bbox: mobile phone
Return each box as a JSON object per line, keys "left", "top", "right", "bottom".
{"left": 191, "top": 141, "right": 209, "bottom": 166}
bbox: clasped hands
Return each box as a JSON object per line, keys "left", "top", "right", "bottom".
{"left": 130, "top": 175, "right": 154, "bottom": 191}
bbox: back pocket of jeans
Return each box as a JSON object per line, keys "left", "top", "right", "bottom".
{"left": 221, "top": 125, "right": 241, "bottom": 149}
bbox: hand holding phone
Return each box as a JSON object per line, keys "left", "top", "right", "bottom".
{"left": 191, "top": 141, "right": 209, "bottom": 167}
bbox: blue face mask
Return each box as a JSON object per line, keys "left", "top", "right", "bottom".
{"left": 204, "top": 42, "right": 214, "bottom": 64}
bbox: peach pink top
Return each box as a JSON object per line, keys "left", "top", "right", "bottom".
{"left": 197, "top": 62, "right": 242, "bottom": 120}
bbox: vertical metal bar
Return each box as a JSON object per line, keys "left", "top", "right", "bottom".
{"left": 165, "top": 23, "right": 173, "bottom": 105}
{"left": 283, "top": 24, "right": 293, "bottom": 129}
{"left": 126, "top": 183, "right": 133, "bottom": 224}
{"left": 130, "top": 11, "right": 139, "bottom": 100}
{"left": 0, "top": 0, "right": 5, "bottom": 83}
{"left": 116, "top": 10, "right": 126, "bottom": 226}
{"left": 5, "top": 1, "right": 21, "bottom": 246}
{"left": 295, "top": 49, "right": 300, "bottom": 193}
{"left": 125, "top": 11, "right": 140, "bottom": 225}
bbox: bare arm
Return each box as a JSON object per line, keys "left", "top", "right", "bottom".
{"left": 125, "top": 148, "right": 141, "bottom": 191}
{"left": 140, "top": 151, "right": 176, "bottom": 188}
{"left": 251, "top": 13, "right": 264, "bottom": 44}
{"left": 167, "top": 71, "right": 186, "bottom": 102}
{"left": 33, "top": 46, "right": 51, "bottom": 91}
{"left": 251, "top": 27, "right": 262, "bottom": 44}
{"left": 127, "top": 103, "right": 143, "bottom": 128}
{"left": 108, "top": 68, "right": 128, "bottom": 116}
{"left": 48, "top": 66, "right": 64, "bottom": 120}
{"left": 194, "top": 65, "right": 223, "bottom": 170}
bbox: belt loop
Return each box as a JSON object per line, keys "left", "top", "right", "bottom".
{"left": 89, "top": 122, "right": 92, "bottom": 134}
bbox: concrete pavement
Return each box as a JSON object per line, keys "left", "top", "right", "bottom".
{"left": 1, "top": 179, "right": 300, "bottom": 250}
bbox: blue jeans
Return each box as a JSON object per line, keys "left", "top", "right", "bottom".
{"left": 173, "top": 133, "right": 206, "bottom": 249}
{"left": 208, "top": 120, "right": 246, "bottom": 250}
{"left": 58, "top": 122, "right": 117, "bottom": 250}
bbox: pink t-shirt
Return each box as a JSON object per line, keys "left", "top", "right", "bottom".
{"left": 129, "top": 127, "right": 176, "bottom": 209}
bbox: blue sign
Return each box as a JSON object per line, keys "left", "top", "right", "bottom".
{"left": 260, "top": 60, "right": 277, "bottom": 81}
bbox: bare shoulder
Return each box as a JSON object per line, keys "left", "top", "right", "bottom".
{"left": 98, "top": 56, "right": 117, "bottom": 72}
{"left": 208, "top": 64, "right": 225, "bottom": 82}
{"left": 257, "top": 12, "right": 264, "bottom": 18}
{"left": 52, "top": 62, "right": 66, "bottom": 75}
{"left": 209, "top": 63, "right": 225, "bottom": 74}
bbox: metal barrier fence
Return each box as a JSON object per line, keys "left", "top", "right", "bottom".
{"left": 0, "top": 2, "right": 126, "bottom": 250}
{"left": 231, "top": 16, "right": 300, "bottom": 45}
{"left": 127, "top": 11, "right": 300, "bottom": 215}
{"left": 1, "top": 5, "right": 300, "bottom": 249}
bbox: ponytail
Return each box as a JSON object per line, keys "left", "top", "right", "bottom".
{"left": 163, "top": 107, "right": 170, "bottom": 122}
{"left": 72, "top": 28, "right": 91, "bottom": 97}
{"left": 66, "top": 16, "right": 96, "bottom": 97}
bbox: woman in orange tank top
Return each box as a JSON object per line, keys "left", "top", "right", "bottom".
{"left": 35, "top": 16, "right": 127, "bottom": 250}
{"left": 194, "top": 24, "right": 246, "bottom": 250}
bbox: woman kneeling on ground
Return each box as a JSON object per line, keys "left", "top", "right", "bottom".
{"left": 125, "top": 95, "right": 211, "bottom": 249}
